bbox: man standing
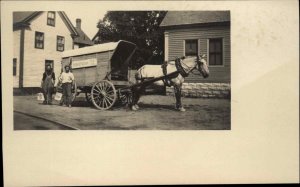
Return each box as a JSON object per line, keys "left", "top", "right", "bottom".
{"left": 59, "top": 65, "right": 75, "bottom": 108}
{"left": 41, "top": 65, "right": 55, "bottom": 105}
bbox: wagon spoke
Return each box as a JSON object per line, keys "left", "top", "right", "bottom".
{"left": 100, "top": 82, "right": 105, "bottom": 91}
{"left": 99, "top": 97, "right": 103, "bottom": 106}
{"left": 93, "top": 88, "right": 101, "bottom": 93}
{"left": 95, "top": 96, "right": 101, "bottom": 105}
{"left": 96, "top": 98, "right": 101, "bottom": 105}
{"left": 94, "top": 95, "right": 101, "bottom": 100}
{"left": 105, "top": 95, "right": 114, "bottom": 101}
{"left": 91, "top": 80, "right": 117, "bottom": 110}
{"left": 102, "top": 98, "right": 107, "bottom": 108}
{"left": 95, "top": 94, "right": 104, "bottom": 102}
{"left": 99, "top": 84, "right": 105, "bottom": 92}
{"left": 102, "top": 81, "right": 107, "bottom": 90}
{"left": 104, "top": 83, "right": 110, "bottom": 92}
{"left": 106, "top": 89, "right": 114, "bottom": 94}
{"left": 103, "top": 81, "right": 108, "bottom": 91}
{"left": 96, "top": 84, "right": 103, "bottom": 92}
{"left": 105, "top": 96, "right": 112, "bottom": 105}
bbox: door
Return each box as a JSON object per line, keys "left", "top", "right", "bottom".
{"left": 45, "top": 60, "right": 54, "bottom": 71}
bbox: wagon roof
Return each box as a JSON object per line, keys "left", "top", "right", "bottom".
{"left": 62, "top": 40, "right": 136, "bottom": 58}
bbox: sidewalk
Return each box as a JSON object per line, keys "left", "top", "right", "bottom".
{"left": 13, "top": 95, "right": 230, "bottom": 130}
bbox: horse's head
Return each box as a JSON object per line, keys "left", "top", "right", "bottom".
{"left": 196, "top": 54, "right": 209, "bottom": 78}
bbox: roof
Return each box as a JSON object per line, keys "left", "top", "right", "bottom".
{"left": 160, "top": 11, "right": 230, "bottom": 27}
{"left": 13, "top": 11, "right": 78, "bottom": 36}
{"left": 73, "top": 27, "right": 94, "bottom": 46}
{"left": 13, "top": 11, "right": 39, "bottom": 24}
{"left": 62, "top": 40, "right": 136, "bottom": 58}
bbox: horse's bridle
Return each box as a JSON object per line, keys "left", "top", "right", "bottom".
{"left": 175, "top": 56, "right": 201, "bottom": 77}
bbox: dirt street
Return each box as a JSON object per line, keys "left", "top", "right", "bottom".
{"left": 14, "top": 112, "right": 74, "bottom": 130}
{"left": 13, "top": 95, "right": 230, "bottom": 130}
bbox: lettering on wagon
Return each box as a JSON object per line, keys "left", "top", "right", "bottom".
{"left": 72, "top": 58, "right": 97, "bottom": 69}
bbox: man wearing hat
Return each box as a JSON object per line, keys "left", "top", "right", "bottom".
{"left": 41, "top": 64, "right": 56, "bottom": 105}
{"left": 58, "top": 65, "right": 75, "bottom": 107}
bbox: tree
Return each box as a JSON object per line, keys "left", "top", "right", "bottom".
{"left": 94, "top": 11, "right": 167, "bottom": 69}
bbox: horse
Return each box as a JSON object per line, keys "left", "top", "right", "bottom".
{"left": 131, "top": 54, "right": 209, "bottom": 111}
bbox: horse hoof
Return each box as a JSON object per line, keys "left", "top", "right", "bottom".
{"left": 176, "top": 107, "right": 186, "bottom": 112}
{"left": 131, "top": 105, "right": 138, "bottom": 111}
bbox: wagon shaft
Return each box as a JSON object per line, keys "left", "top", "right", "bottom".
{"left": 120, "top": 71, "right": 180, "bottom": 91}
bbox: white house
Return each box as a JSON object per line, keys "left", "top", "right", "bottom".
{"left": 160, "top": 11, "right": 231, "bottom": 98}
{"left": 13, "top": 11, "right": 93, "bottom": 89}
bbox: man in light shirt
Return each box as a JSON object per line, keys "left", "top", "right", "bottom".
{"left": 59, "top": 65, "right": 75, "bottom": 108}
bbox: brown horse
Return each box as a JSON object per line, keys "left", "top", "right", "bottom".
{"left": 132, "top": 55, "right": 209, "bottom": 111}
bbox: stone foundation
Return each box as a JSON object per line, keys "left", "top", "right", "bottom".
{"left": 166, "top": 83, "right": 230, "bottom": 99}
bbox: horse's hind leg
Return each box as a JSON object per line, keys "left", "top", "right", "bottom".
{"left": 174, "top": 84, "right": 186, "bottom": 112}
{"left": 131, "top": 86, "right": 142, "bottom": 110}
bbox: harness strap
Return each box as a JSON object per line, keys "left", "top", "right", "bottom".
{"left": 161, "top": 61, "right": 172, "bottom": 87}
{"left": 175, "top": 58, "right": 189, "bottom": 77}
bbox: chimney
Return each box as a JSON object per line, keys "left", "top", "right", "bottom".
{"left": 76, "top": 18, "right": 81, "bottom": 29}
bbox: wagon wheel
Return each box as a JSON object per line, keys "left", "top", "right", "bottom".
{"left": 119, "top": 92, "right": 133, "bottom": 106}
{"left": 91, "top": 80, "right": 117, "bottom": 110}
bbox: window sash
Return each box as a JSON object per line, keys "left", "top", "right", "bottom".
{"left": 57, "top": 36, "right": 65, "bottom": 51}
{"left": 35, "top": 32, "right": 44, "bottom": 49}
{"left": 209, "top": 39, "right": 223, "bottom": 65}
{"left": 13, "top": 58, "right": 17, "bottom": 76}
{"left": 185, "top": 40, "right": 198, "bottom": 56}
{"left": 47, "top": 11, "right": 55, "bottom": 26}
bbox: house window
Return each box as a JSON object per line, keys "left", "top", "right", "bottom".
{"left": 35, "top": 31, "right": 44, "bottom": 49}
{"left": 57, "top": 36, "right": 65, "bottom": 51}
{"left": 47, "top": 11, "right": 55, "bottom": 26}
{"left": 13, "top": 58, "right": 17, "bottom": 76}
{"left": 209, "top": 38, "right": 223, "bottom": 66}
{"left": 185, "top": 39, "right": 198, "bottom": 56}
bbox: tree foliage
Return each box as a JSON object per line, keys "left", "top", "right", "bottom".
{"left": 94, "top": 11, "right": 167, "bottom": 69}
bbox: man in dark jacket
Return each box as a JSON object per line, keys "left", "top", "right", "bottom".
{"left": 41, "top": 65, "right": 55, "bottom": 105}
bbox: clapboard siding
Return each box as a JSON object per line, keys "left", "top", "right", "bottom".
{"left": 18, "top": 12, "right": 73, "bottom": 87}
{"left": 13, "top": 30, "right": 21, "bottom": 87}
{"left": 166, "top": 25, "right": 230, "bottom": 83}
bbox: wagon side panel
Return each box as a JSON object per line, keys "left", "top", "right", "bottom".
{"left": 72, "top": 53, "right": 98, "bottom": 86}
{"left": 95, "top": 51, "right": 111, "bottom": 82}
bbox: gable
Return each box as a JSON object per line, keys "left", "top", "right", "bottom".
{"left": 13, "top": 11, "right": 39, "bottom": 24}
{"left": 13, "top": 11, "right": 78, "bottom": 36}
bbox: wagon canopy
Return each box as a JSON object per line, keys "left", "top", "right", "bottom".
{"left": 62, "top": 40, "right": 137, "bottom": 72}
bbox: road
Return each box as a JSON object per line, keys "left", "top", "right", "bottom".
{"left": 13, "top": 95, "right": 231, "bottom": 130}
{"left": 14, "top": 111, "right": 75, "bottom": 130}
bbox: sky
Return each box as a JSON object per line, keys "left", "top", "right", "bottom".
{"left": 65, "top": 10, "right": 107, "bottom": 40}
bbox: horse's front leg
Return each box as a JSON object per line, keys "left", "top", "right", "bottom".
{"left": 174, "top": 84, "right": 186, "bottom": 112}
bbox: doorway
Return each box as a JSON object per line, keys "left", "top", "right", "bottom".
{"left": 45, "top": 60, "right": 54, "bottom": 71}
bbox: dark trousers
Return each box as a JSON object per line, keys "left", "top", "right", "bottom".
{"left": 43, "top": 91, "right": 53, "bottom": 104}
{"left": 42, "top": 81, "right": 53, "bottom": 104}
{"left": 62, "top": 83, "right": 72, "bottom": 106}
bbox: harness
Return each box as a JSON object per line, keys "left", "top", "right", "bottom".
{"left": 175, "top": 57, "right": 189, "bottom": 77}
{"left": 136, "top": 57, "right": 198, "bottom": 87}
{"left": 161, "top": 61, "right": 172, "bottom": 87}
